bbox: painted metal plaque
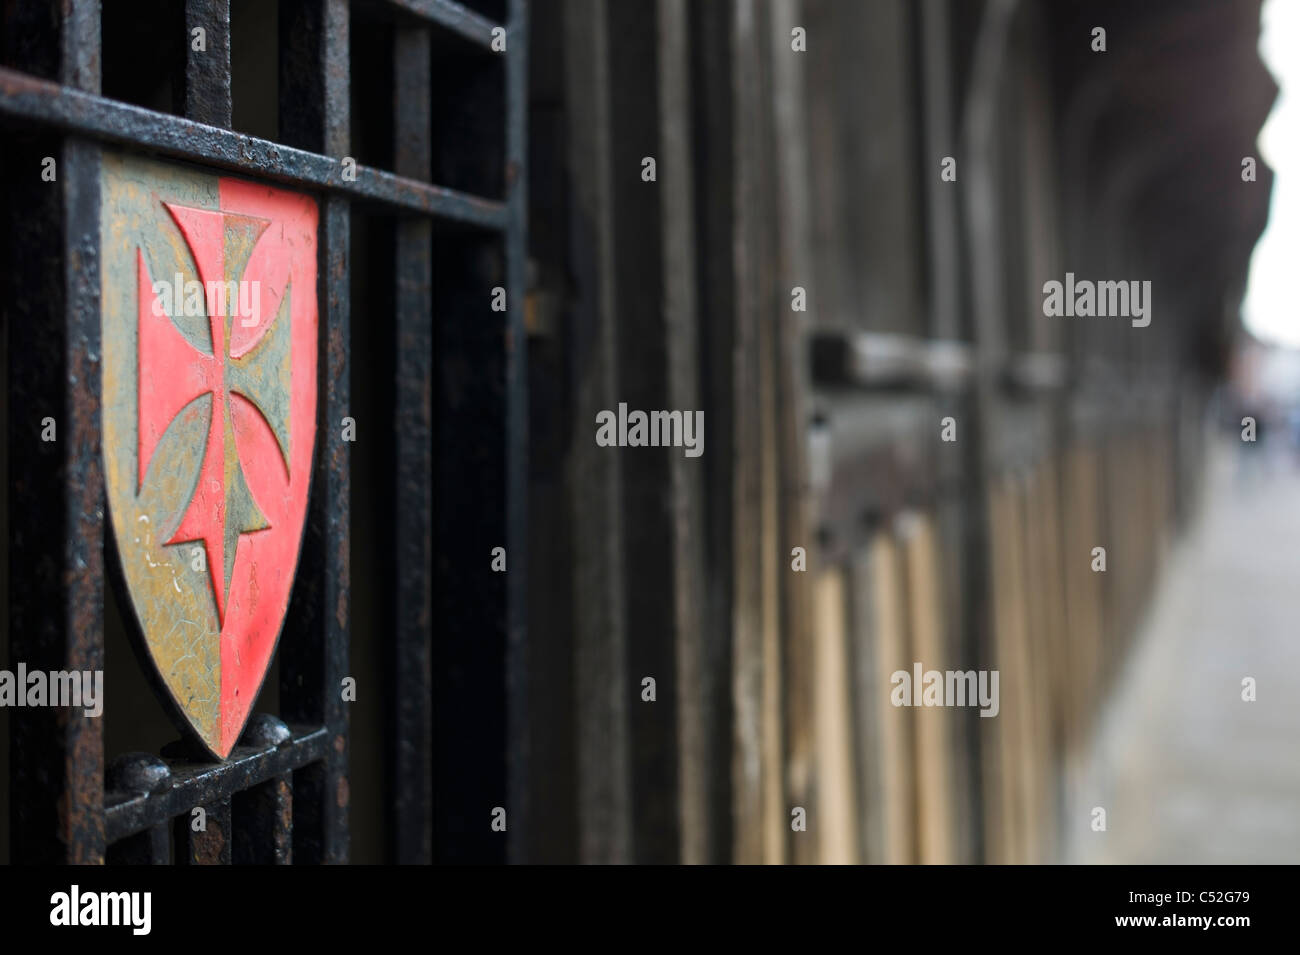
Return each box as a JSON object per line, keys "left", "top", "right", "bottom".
{"left": 100, "top": 153, "right": 318, "bottom": 758}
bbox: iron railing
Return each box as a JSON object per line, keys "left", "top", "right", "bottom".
{"left": 2, "top": 0, "right": 528, "bottom": 865}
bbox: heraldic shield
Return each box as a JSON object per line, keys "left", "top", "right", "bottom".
{"left": 100, "top": 153, "right": 319, "bottom": 759}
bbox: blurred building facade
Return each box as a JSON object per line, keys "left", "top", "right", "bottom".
{"left": 488, "top": 0, "right": 1277, "bottom": 864}
{"left": 0, "top": 0, "right": 1275, "bottom": 866}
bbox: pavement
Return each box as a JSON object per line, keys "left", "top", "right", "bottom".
{"left": 1065, "top": 440, "right": 1300, "bottom": 864}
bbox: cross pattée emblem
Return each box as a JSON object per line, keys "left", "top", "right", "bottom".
{"left": 136, "top": 201, "right": 293, "bottom": 624}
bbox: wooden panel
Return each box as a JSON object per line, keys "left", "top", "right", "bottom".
{"left": 846, "top": 544, "right": 885, "bottom": 863}
{"left": 899, "top": 511, "right": 958, "bottom": 863}
{"left": 986, "top": 478, "right": 1032, "bottom": 863}
{"left": 866, "top": 531, "right": 915, "bottom": 864}
{"left": 1062, "top": 443, "right": 1104, "bottom": 753}
{"left": 1018, "top": 465, "right": 1055, "bottom": 862}
{"left": 1032, "top": 454, "right": 1070, "bottom": 862}
{"left": 811, "top": 567, "right": 857, "bottom": 864}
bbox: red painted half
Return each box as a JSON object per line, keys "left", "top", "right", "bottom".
{"left": 135, "top": 177, "right": 318, "bottom": 756}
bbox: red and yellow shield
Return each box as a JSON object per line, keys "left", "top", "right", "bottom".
{"left": 100, "top": 153, "right": 318, "bottom": 758}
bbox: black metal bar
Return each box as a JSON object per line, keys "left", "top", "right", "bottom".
{"left": 658, "top": 0, "right": 711, "bottom": 864}
{"left": 688, "top": 0, "right": 736, "bottom": 864}
{"left": 233, "top": 775, "right": 294, "bottom": 864}
{"left": 175, "top": 798, "right": 233, "bottom": 864}
{"left": 280, "top": 193, "right": 351, "bottom": 864}
{"left": 503, "top": 0, "right": 530, "bottom": 868}
{"left": 7, "top": 137, "right": 105, "bottom": 862}
{"left": 391, "top": 23, "right": 434, "bottom": 865}
{"left": 322, "top": 0, "right": 351, "bottom": 159}
{"left": 6, "top": 0, "right": 106, "bottom": 867}
{"left": 60, "top": 0, "right": 100, "bottom": 94}
{"left": 386, "top": 0, "right": 501, "bottom": 49}
{"left": 277, "top": 0, "right": 349, "bottom": 865}
{"left": 0, "top": 67, "right": 507, "bottom": 228}
{"left": 104, "top": 727, "right": 329, "bottom": 841}
{"left": 430, "top": 242, "right": 507, "bottom": 858}
{"left": 185, "top": 0, "right": 232, "bottom": 127}
{"left": 604, "top": 0, "right": 678, "bottom": 865}
{"left": 558, "top": 0, "right": 632, "bottom": 866}
{"left": 107, "top": 825, "right": 171, "bottom": 864}
{"left": 280, "top": 0, "right": 351, "bottom": 159}
{"left": 279, "top": 0, "right": 328, "bottom": 153}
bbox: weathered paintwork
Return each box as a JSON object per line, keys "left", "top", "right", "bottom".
{"left": 100, "top": 152, "right": 318, "bottom": 759}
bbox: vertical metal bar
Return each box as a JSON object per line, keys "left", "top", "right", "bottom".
{"left": 185, "top": 0, "right": 233, "bottom": 127}
{"left": 504, "top": 0, "right": 531, "bottom": 866}
{"left": 8, "top": 0, "right": 105, "bottom": 865}
{"left": 560, "top": 0, "right": 631, "bottom": 866}
{"left": 105, "top": 754, "right": 172, "bottom": 863}
{"left": 919, "top": 0, "right": 980, "bottom": 865}
{"left": 279, "top": 0, "right": 351, "bottom": 156}
{"left": 233, "top": 776, "right": 294, "bottom": 864}
{"left": 60, "top": 0, "right": 101, "bottom": 95}
{"left": 231, "top": 715, "right": 294, "bottom": 864}
{"left": 61, "top": 0, "right": 105, "bottom": 871}
{"left": 961, "top": 0, "right": 1018, "bottom": 863}
{"left": 107, "top": 825, "right": 171, "bottom": 864}
{"left": 279, "top": 0, "right": 328, "bottom": 152}
{"left": 175, "top": 799, "right": 232, "bottom": 864}
{"left": 730, "top": 0, "right": 786, "bottom": 867}
{"left": 605, "top": 0, "right": 678, "bottom": 867}
{"left": 688, "top": 0, "right": 736, "bottom": 864}
{"left": 920, "top": 0, "right": 961, "bottom": 342}
{"left": 281, "top": 0, "right": 350, "bottom": 864}
{"left": 657, "top": 0, "right": 710, "bottom": 865}
{"left": 281, "top": 194, "right": 351, "bottom": 864}
{"left": 766, "top": 0, "right": 819, "bottom": 866}
{"left": 391, "top": 24, "right": 433, "bottom": 865}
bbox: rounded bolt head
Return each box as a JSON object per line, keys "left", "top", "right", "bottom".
{"left": 107, "top": 752, "right": 172, "bottom": 795}
{"left": 240, "top": 713, "right": 292, "bottom": 748}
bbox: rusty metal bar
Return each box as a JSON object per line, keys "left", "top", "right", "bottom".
{"left": 386, "top": 0, "right": 501, "bottom": 49}
{"left": 104, "top": 727, "right": 329, "bottom": 842}
{"left": 276, "top": 0, "right": 350, "bottom": 864}
{"left": 175, "top": 798, "right": 232, "bottom": 864}
{"left": 107, "top": 824, "right": 171, "bottom": 864}
{"left": 279, "top": 0, "right": 329, "bottom": 153}
{"left": 0, "top": 67, "right": 507, "bottom": 228}
{"left": 60, "top": 0, "right": 101, "bottom": 94}
{"left": 559, "top": 0, "right": 631, "bottom": 865}
{"left": 504, "top": 0, "right": 530, "bottom": 866}
{"left": 688, "top": 0, "right": 737, "bottom": 863}
{"left": 279, "top": 200, "right": 351, "bottom": 864}
{"left": 233, "top": 776, "right": 294, "bottom": 864}
{"left": 604, "top": 0, "right": 680, "bottom": 864}
{"left": 185, "top": 0, "right": 233, "bottom": 127}
{"left": 6, "top": 0, "right": 106, "bottom": 864}
{"left": 390, "top": 21, "right": 434, "bottom": 865}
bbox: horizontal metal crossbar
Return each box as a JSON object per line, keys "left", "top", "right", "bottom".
{"left": 104, "top": 725, "right": 330, "bottom": 841}
{"left": 0, "top": 67, "right": 507, "bottom": 230}
{"left": 386, "top": 0, "right": 501, "bottom": 49}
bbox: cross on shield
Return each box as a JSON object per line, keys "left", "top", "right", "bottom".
{"left": 100, "top": 153, "right": 318, "bottom": 759}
